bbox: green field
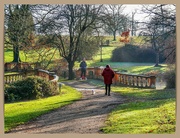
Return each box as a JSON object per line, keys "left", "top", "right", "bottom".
{"left": 4, "top": 35, "right": 168, "bottom": 75}
{"left": 5, "top": 46, "right": 167, "bottom": 75}
{"left": 4, "top": 36, "right": 175, "bottom": 134}
{"left": 4, "top": 47, "right": 60, "bottom": 63}
{"left": 102, "top": 86, "right": 176, "bottom": 134}
{"left": 102, "top": 99, "right": 175, "bottom": 134}
{"left": 79, "top": 79, "right": 176, "bottom": 134}
{"left": 4, "top": 85, "right": 82, "bottom": 132}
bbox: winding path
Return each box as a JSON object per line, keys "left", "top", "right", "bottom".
{"left": 9, "top": 80, "right": 126, "bottom": 134}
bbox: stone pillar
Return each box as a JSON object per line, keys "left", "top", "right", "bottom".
{"left": 149, "top": 76, "right": 156, "bottom": 88}
{"left": 75, "top": 69, "right": 81, "bottom": 79}
{"left": 113, "top": 72, "right": 119, "bottom": 85}
{"left": 95, "top": 67, "right": 102, "bottom": 79}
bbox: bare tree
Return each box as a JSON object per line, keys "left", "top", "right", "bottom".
{"left": 100, "top": 4, "right": 130, "bottom": 41}
{"left": 163, "top": 35, "right": 176, "bottom": 64}
{"left": 140, "top": 4, "right": 176, "bottom": 66}
{"left": 38, "top": 4, "right": 103, "bottom": 79}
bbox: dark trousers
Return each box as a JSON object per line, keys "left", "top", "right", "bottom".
{"left": 81, "top": 68, "right": 86, "bottom": 77}
{"left": 105, "top": 84, "right": 111, "bottom": 96}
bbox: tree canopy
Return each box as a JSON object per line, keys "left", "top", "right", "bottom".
{"left": 139, "top": 4, "right": 176, "bottom": 65}
{"left": 5, "top": 4, "right": 35, "bottom": 63}
{"left": 35, "top": 4, "right": 103, "bottom": 79}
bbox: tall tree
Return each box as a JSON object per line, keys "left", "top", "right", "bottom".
{"left": 5, "top": 4, "right": 35, "bottom": 63}
{"left": 101, "top": 4, "right": 129, "bottom": 41}
{"left": 38, "top": 4, "right": 103, "bottom": 79}
{"left": 140, "top": 4, "right": 176, "bottom": 66}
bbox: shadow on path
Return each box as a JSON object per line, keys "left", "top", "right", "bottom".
{"left": 8, "top": 80, "right": 126, "bottom": 134}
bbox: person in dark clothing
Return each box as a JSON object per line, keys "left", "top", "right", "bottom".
{"left": 80, "top": 58, "right": 87, "bottom": 79}
{"left": 102, "top": 65, "right": 115, "bottom": 96}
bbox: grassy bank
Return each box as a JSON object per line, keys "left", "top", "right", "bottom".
{"left": 85, "top": 79, "right": 176, "bottom": 134}
{"left": 4, "top": 85, "right": 82, "bottom": 132}
{"left": 102, "top": 99, "right": 175, "bottom": 134}
{"left": 85, "top": 46, "right": 168, "bottom": 75}
{"left": 101, "top": 86, "right": 176, "bottom": 134}
{"left": 4, "top": 40, "right": 168, "bottom": 75}
{"left": 4, "top": 35, "right": 174, "bottom": 134}
{"left": 4, "top": 48, "right": 60, "bottom": 63}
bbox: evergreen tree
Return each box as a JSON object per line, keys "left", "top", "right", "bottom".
{"left": 6, "top": 4, "right": 35, "bottom": 63}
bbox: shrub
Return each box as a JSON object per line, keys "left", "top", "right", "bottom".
{"left": 4, "top": 84, "right": 21, "bottom": 102}
{"left": 111, "top": 44, "right": 165, "bottom": 63}
{"left": 163, "top": 67, "right": 176, "bottom": 89}
{"left": 4, "top": 76, "right": 59, "bottom": 103}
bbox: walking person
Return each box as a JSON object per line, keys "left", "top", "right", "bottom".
{"left": 102, "top": 65, "right": 115, "bottom": 96}
{"left": 79, "top": 58, "right": 87, "bottom": 80}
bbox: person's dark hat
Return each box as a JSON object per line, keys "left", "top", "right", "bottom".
{"left": 106, "top": 65, "right": 110, "bottom": 68}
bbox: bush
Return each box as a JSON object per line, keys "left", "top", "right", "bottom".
{"left": 4, "top": 76, "right": 59, "bottom": 103}
{"left": 4, "top": 84, "right": 21, "bottom": 102}
{"left": 111, "top": 44, "right": 165, "bottom": 63}
{"left": 163, "top": 67, "right": 176, "bottom": 89}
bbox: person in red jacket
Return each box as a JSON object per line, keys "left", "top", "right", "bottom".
{"left": 102, "top": 65, "right": 115, "bottom": 96}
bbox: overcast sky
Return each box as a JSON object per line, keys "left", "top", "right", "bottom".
{"left": 122, "top": 4, "right": 149, "bottom": 22}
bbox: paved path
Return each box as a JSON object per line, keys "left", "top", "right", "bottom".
{"left": 9, "top": 80, "right": 126, "bottom": 134}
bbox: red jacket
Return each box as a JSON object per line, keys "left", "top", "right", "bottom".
{"left": 102, "top": 67, "right": 115, "bottom": 84}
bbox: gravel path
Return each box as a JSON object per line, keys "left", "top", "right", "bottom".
{"left": 8, "top": 80, "right": 126, "bottom": 134}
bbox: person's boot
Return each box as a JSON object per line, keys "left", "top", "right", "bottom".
{"left": 105, "top": 86, "right": 107, "bottom": 95}
{"left": 108, "top": 91, "right": 110, "bottom": 96}
{"left": 105, "top": 89, "right": 107, "bottom": 95}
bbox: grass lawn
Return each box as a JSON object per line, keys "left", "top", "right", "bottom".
{"left": 102, "top": 99, "right": 175, "bottom": 134}
{"left": 4, "top": 35, "right": 174, "bottom": 134}
{"left": 4, "top": 85, "right": 82, "bottom": 132}
{"left": 85, "top": 79, "right": 176, "bottom": 134}
{"left": 4, "top": 38, "right": 168, "bottom": 76}
{"left": 4, "top": 49, "right": 14, "bottom": 62}
{"left": 116, "top": 64, "right": 168, "bottom": 74}
{"left": 4, "top": 48, "right": 60, "bottom": 63}
{"left": 101, "top": 86, "right": 176, "bottom": 134}
{"left": 73, "top": 45, "right": 118, "bottom": 69}
{"left": 84, "top": 46, "right": 168, "bottom": 75}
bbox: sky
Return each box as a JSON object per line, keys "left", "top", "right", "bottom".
{"left": 122, "top": 4, "right": 148, "bottom": 22}
{"left": 123, "top": 4, "right": 176, "bottom": 22}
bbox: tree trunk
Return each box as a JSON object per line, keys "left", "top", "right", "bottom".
{"left": 68, "top": 60, "right": 75, "bottom": 80}
{"left": 12, "top": 45, "right": 21, "bottom": 63}
{"left": 113, "top": 31, "right": 116, "bottom": 41}
{"left": 154, "top": 51, "right": 160, "bottom": 67}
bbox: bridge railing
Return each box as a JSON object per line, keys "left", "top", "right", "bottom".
{"left": 4, "top": 73, "right": 24, "bottom": 84}
{"left": 4, "top": 69, "right": 59, "bottom": 91}
{"left": 4, "top": 62, "right": 41, "bottom": 72}
{"left": 5, "top": 67, "right": 156, "bottom": 89}
{"left": 114, "top": 72, "right": 156, "bottom": 88}
{"left": 75, "top": 67, "right": 156, "bottom": 89}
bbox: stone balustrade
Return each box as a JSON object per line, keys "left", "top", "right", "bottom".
{"left": 34, "top": 69, "right": 60, "bottom": 92}
{"left": 114, "top": 72, "right": 156, "bottom": 88}
{"left": 5, "top": 67, "right": 156, "bottom": 89}
{"left": 75, "top": 67, "right": 156, "bottom": 89}
{"left": 4, "top": 69, "right": 59, "bottom": 85}
{"left": 5, "top": 69, "right": 60, "bottom": 94}
{"left": 4, "top": 73, "right": 24, "bottom": 84}
{"left": 4, "top": 62, "right": 41, "bottom": 72}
